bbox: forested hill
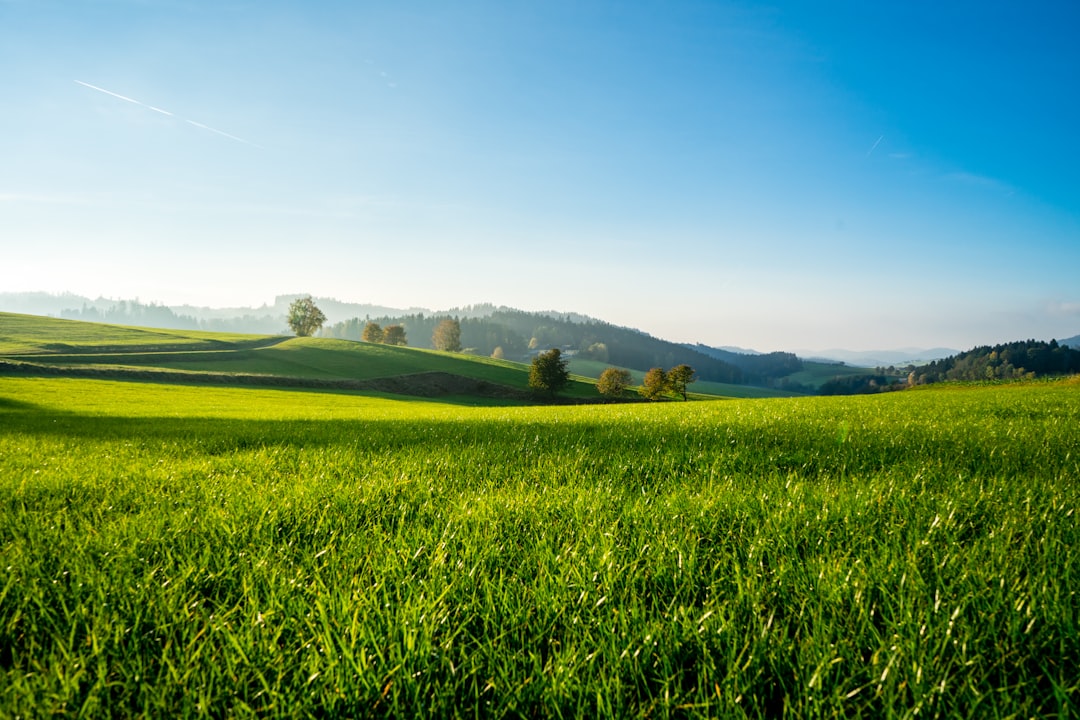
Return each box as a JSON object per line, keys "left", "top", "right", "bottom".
{"left": 325, "top": 310, "right": 750, "bottom": 384}
{"left": 912, "top": 339, "right": 1080, "bottom": 383}
{"left": 686, "top": 343, "right": 803, "bottom": 384}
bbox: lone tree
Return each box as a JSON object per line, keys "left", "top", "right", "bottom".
{"left": 362, "top": 322, "right": 384, "bottom": 343}
{"left": 529, "top": 348, "right": 570, "bottom": 398}
{"left": 597, "top": 367, "right": 633, "bottom": 398}
{"left": 667, "top": 364, "right": 697, "bottom": 401}
{"left": 287, "top": 296, "right": 326, "bottom": 337}
{"left": 432, "top": 318, "right": 462, "bottom": 352}
{"left": 383, "top": 324, "right": 407, "bottom": 346}
{"left": 640, "top": 367, "right": 668, "bottom": 401}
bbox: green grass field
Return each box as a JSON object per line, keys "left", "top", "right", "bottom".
{"left": 1, "top": 313, "right": 769, "bottom": 401}
{"left": 2, "top": 314, "right": 1079, "bottom": 717}
{"left": 2, "top": 372, "right": 1079, "bottom": 717}
{"left": 0, "top": 312, "right": 267, "bottom": 355}
{"left": 0, "top": 313, "right": 602, "bottom": 401}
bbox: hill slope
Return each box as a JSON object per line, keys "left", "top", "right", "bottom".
{"left": 330, "top": 309, "right": 753, "bottom": 385}
{"left": 0, "top": 313, "right": 606, "bottom": 402}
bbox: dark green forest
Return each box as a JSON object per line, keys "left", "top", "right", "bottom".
{"left": 912, "top": 339, "right": 1080, "bottom": 383}
{"left": 819, "top": 339, "right": 1080, "bottom": 395}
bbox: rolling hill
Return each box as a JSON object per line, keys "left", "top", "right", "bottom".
{"left": 0, "top": 313, "right": 583, "bottom": 402}
{"left": 1, "top": 313, "right": 769, "bottom": 402}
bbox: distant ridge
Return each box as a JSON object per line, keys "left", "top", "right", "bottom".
{"left": 0, "top": 293, "right": 595, "bottom": 334}
{"left": 4, "top": 291, "right": 1074, "bottom": 374}
{"left": 797, "top": 348, "right": 959, "bottom": 368}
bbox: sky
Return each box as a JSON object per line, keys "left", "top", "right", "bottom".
{"left": 2, "top": 0, "right": 1078, "bottom": 352}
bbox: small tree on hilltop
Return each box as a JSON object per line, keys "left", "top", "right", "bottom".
{"left": 287, "top": 296, "right": 326, "bottom": 337}
{"left": 383, "top": 324, "right": 407, "bottom": 346}
{"left": 432, "top": 318, "right": 462, "bottom": 352}
{"left": 529, "top": 348, "right": 570, "bottom": 398}
{"left": 597, "top": 367, "right": 632, "bottom": 398}
{"left": 362, "top": 322, "right": 384, "bottom": 343}
{"left": 667, "top": 364, "right": 697, "bottom": 401}
{"left": 640, "top": 367, "right": 668, "bottom": 401}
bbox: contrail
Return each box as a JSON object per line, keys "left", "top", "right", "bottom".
{"left": 74, "top": 79, "right": 261, "bottom": 148}
{"left": 865, "top": 134, "right": 883, "bottom": 158}
{"left": 185, "top": 119, "right": 251, "bottom": 145}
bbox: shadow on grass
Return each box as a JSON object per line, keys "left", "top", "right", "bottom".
{"left": 0, "top": 396, "right": 41, "bottom": 411}
{"left": 0, "top": 410, "right": 569, "bottom": 460}
{"left": 0, "top": 361, "right": 537, "bottom": 403}
{"left": 0, "top": 363, "right": 625, "bottom": 407}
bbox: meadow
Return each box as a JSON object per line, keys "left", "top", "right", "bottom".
{"left": 2, "top": 370, "right": 1078, "bottom": 718}
{"left": 0, "top": 313, "right": 599, "bottom": 402}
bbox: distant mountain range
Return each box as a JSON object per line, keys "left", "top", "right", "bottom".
{"left": 795, "top": 336, "right": 1080, "bottom": 368}
{"left": 793, "top": 348, "right": 961, "bottom": 368}
{"left": 0, "top": 291, "right": 427, "bottom": 332}
{"left": 0, "top": 293, "right": 593, "bottom": 332}
{"left": 1, "top": 291, "right": 1076, "bottom": 369}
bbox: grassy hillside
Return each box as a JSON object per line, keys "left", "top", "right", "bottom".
{"left": 0, "top": 311, "right": 266, "bottom": 355}
{"left": 2, "top": 313, "right": 767, "bottom": 401}
{"left": 0, "top": 313, "right": 605, "bottom": 402}
{"left": 1, "top": 376, "right": 1077, "bottom": 717}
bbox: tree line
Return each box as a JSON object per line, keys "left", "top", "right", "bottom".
{"left": 528, "top": 350, "right": 699, "bottom": 403}
{"left": 818, "top": 339, "right": 1080, "bottom": 395}
{"left": 325, "top": 309, "right": 747, "bottom": 384}
{"left": 911, "top": 339, "right": 1080, "bottom": 383}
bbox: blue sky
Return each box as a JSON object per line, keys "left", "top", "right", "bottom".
{"left": 2, "top": 0, "right": 1078, "bottom": 351}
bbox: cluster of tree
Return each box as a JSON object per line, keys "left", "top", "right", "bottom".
{"left": 818, "top": 374, "right": 908, "bottom": 396}
{"left": 361, "top": 322, "right": 407, "bottom": 346}
{"left": 60, "top": 300, "right": 204, "bottom": 331}
{"left": 912, "top": 340, "right": 1080, "bottom": 383}
{"left": 326, "top": 309, "right": 743, "bottom": 383}
{"left": 874, "top": 364, "right": 919, "bottom": 376}
{"left": 57, "top": 298, "right": 291, "bottom": 335}
{"left": 640, "top": 364, "right": 697, "bottom": 401}
{"left": 326, "top": 314, "right": 528, "bottom": 357}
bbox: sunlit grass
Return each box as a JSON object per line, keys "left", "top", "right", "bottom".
{"left": 1, "top": 377, "right": 1078, "bottom": 717}
{"left": 0, "top": 312, "right": 268, "bottom": 355}
{"left": 1, "top": 313, "right": 602, "bottom": 398}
